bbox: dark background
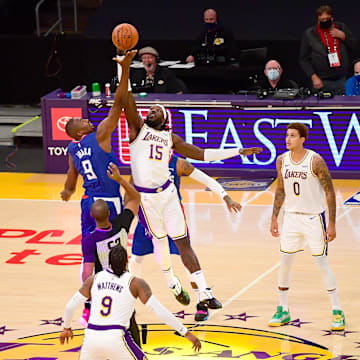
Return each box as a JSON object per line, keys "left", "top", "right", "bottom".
{"left": 1, "top": 0, "right": 359, "bottom": 104}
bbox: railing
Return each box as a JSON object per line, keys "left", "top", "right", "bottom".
{"left": 35, "top": 0, "right": 78, "bottom": 37}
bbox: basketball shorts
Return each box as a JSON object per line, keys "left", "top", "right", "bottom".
{"left": 280, "top": 211, "right": 327, "bottom": 256}
{"left": 81, "top": 195, "right": 122, "bottom": 237}
{"left": 138, "top": 183, "right": 187, "bottom": 241}
{"left": 80, "top": 328, "right": 146, "bottom": 360}
{"left": 132, "top": 222, "right": 181, "bottom": 256}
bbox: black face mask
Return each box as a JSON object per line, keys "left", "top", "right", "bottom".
{"left": 319, "top": 19, "right": 332, "bottom": 29}
{"left": 204, "top": 22, "right": 217, "bottom": 31}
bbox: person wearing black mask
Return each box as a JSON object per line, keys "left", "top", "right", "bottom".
{"left": 186, "top": 8, "right": 237, "bottom": 64}
{"left": 299, "top": 5, "right": 357, "bottom": 95}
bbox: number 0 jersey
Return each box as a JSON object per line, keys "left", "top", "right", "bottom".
{"left": 282, "top": 149, "right": 326, "bottom": 214}
{"left": 67, "top": 132, "right": 120, "bottom": 197}
{"left": 130, "top": 124, "right": 173, "bottom": 188}
{"left": 88, "top": 269, "right": 136, "bottom": 329}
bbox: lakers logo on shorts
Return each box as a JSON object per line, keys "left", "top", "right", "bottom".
{"left": 0, "top": 324, "right": 334, "bottom": 359}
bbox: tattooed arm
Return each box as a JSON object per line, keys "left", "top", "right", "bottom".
{"left": 270, "top": 154, "right": 285, "bottom": 237}
{"left": 312, "top": 155, "right": 336, "bottom": 241}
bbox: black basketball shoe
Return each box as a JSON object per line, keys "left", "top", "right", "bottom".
{"left": 195, "top": 301, "right": 209, "bottom": 321}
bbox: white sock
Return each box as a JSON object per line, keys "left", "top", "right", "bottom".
{"left": 191, "top": 270, "right": 208, "bottom": 292}
{"left": 328, "top": 289, "right": 341, "bottom": 310}
{"left": 162, "top": 266, "right": 177, "bottom": 289}
{"left": 152, "top": 236, "right": 176, "bottom": 288}
{"left": 314, "top": 256, "right": 340, "bottom": 309}
{"left": 278, "top": 289, "right": 289, "bottom": 312}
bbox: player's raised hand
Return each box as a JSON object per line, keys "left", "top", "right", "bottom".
{"left": 270, "top": 217, "right": 280, "bottom": 237}
{"left": 224, "top": 195, "right": 242, "bottom": 214}
{"left": 240, "top": 147, "right": 263, "bottom": 156}
{"left": 59, "top": 328, "right": 73, "bottom": 345}
{"left": 112, "top": 49, "right": 137, "bottom": 68}
{"left": 107, "top": 162, "right": 122, "bottom": 182}
{"left": 185, "top": 331, "right": 201, "bottom": 352}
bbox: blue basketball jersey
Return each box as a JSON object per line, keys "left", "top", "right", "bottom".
{"left": 169, "top": 154, "right": 181, "bottom": 201}
{"left": 67, "top": 132, "right": 120, "bottom": 197}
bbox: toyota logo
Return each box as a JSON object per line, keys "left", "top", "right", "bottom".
{"left": 57, "top": 116, "right": 72, "bottom": 132}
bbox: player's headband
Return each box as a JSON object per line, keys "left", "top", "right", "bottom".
{"left": 154, "top": 103, "right": 168, "bottom": 121}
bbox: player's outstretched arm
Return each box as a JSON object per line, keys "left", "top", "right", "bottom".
{"left": 270, "top": 155, "right": 285, "bottom": 237}
{"left": 97, "top": 50, "right": 137, "bottom": 151}
{"left": 130, "top": 277, "right": 201, "bottom": 352}
{"left": 177, "top": 158, "right": 241, "bottom": 213}
{"left": 60, "top": 277, "right": 93, "bottom": 345}
{"left": 107, "top": 162, "right": 140, "bottom": 216}
{"left": 172, "top": 133, "right": 262, "bottom": 161}
{"left": 61, "top": 156, "right": 78, "bottom": 201}
{"left": 312, "top": 155, "right": 336, "bottom": 241}
{"left": 124, "top": 91, "right": 143, "bottom": 141}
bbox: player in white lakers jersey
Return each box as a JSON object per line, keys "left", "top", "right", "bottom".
{"left": 269, "top": 122, "right": 345, "bottom": 331}
{"left": 114, "top": 52, "right": 262, "bottom": 321}
{"left": 60, "top": 245, "right": 201, "bottom": 359}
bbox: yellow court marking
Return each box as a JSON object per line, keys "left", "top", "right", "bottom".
{"left": 0, "top": 173, "right": 359, "bottom": 206}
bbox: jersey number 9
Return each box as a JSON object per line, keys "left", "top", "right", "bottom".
{"left": 100, "top": 296, "right": 113, "bottom": 317}
{"left": 82, "top": 159, "right": 97, "bottom": 180}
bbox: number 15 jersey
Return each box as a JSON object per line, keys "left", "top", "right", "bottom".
{"left": 130, "top": 124, "right": 172, "bottom": 188}
{"left": 282, "top": 149, "right": 326, "bottom": 214}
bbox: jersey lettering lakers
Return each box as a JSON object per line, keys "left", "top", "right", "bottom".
{"left": 282, "top": 150, "right": 326, "bottom": 214}
{"left": 88, "top": 270, "right": 135, "bottom": 329}
{"left": 130, "top": 124, "right": 172, "bottom": 188}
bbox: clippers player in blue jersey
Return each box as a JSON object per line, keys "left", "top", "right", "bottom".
{"left": 130, "top": 154, "right": 241, "bottom": 309}
{"left": 60, "top": 51, "right": 137, "bottom": 325}
{"left": 60, "top": 51, "right": 136, "bottom": 237}
{"left": 114, "top": 50, "right": 262, "bottom": 321}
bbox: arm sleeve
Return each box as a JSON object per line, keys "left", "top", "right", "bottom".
{"left": 145, "top": 295, "right": 188, "bottom": 336}
{"left": 63, "top": 291, "right": 88, "bottom": 328}
{"left": 113, "top": 209, "right": 135, "bottom": 233}
{"left": 204, "top": 148, "right": 240, "bottom": 161}
{"left": 189, "top": 168, "right": 227, "bottom": 199}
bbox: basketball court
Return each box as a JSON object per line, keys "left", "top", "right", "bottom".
{"left": 0, "top": 173, "right": 359, "bottom": 359}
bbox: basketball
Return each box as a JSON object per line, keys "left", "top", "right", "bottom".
{"left": 111, "top": 23, "right": 139, "bottom": 50}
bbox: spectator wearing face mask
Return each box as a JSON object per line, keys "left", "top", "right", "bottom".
{"left": 250, "top": 60, "right": 298, "bottom": 92}
{"left": 185, "top": 8, "right": 237, "bottom": 64}
{"left": 299, "top": 5, "right": 357, "bottom": 95}
{"left": 345, "top": 59, "right": 360, "bottom": 96}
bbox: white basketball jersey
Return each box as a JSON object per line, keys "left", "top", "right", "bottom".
{"left": 130, "top": 124, "right": 172, "bottom": 188}
{"left": 88, "top": 270, "right": 136, "bottom": 329}
{"left": 282, "top": 150, "right": 326, "bottom": 214}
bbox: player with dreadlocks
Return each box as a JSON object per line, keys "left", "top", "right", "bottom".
{"left": 114, "top": 50, "right": 262, "bottom": 320}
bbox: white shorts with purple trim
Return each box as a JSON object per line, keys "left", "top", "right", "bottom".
{"left": 280, "top": 211, "right": 328, "bottom": 256}
{"left": 80, "top": 325, "right": 147, "bottom": 360}
{"left": 138, "top": 182, "right": 187, "bottom": 241}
